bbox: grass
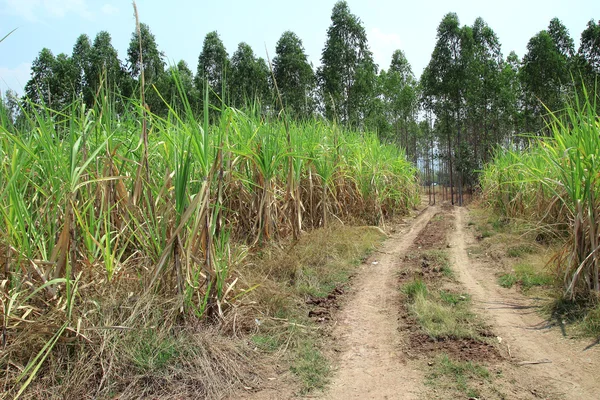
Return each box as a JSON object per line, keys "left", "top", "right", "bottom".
{"left": 403, "top": 281, "right": 484, "bottom": 340}
{"left": 426, "top": 353, "right": 492, "bottom": 398}
{"left": 240, "top": 224, "right": 386, "bottom": 393}
{"left": 498, "top": 263, "right": 553, "bottom": 291}
{"left": 506, "top": 244, "right": 535, "bottom": 258}
{"left": 481, "top": 86, "right": 600, "bottom": 299}
{"left": 1, "top": 86, "right": 413, "bottom": 396}
{"left": 290, "top": 340, "right": 331, "bottom": 393}
{"left": 548, "top": 296, "right": 600, "bottom": 337}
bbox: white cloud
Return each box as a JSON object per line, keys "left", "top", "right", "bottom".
{"left": 2, "top": 0, "right": 92, "bottom": 22}
{"left": 369, "top": 27, "right": 404, "bottom": 70}
{"left": 101, "top": 3, "right": 118, "bottom": 15}
{"left": 0, "top": 62, "right": 32, "bottom": 95}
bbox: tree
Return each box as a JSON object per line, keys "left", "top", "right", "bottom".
{"left": 24, "top": 48, "right": 56, "bottom": 106}
{"left": 229, "top": 42, "right": 270, "bottom": 109}
{"left": 52, "top": 53, "right": 78, "bottom": 109}
{"left": 318, "top": 1, "right": 377, "bottom": 127}
{"left": 497, "top": 51, "right": 523, "bottom": 143}
{"left": 465, "top": 17, "right": 503, "bottom": 164}
{"left": 383, "top": 49, "right": 418, "bottom": 157}
{"left": 548, "top": 17, "right": 575, "bottom": 59}
{"left": 520, "top": 29, "right": 570, "bottom": 133}
{"left": 150, "top": 60, "right": 198, "bottom": 117}
{"left": 197, "top": 31, "right": 229, "bottom": 110}
{"left": 273, "top": 31, "right": 315, "bottom": 118}
{"left": 72, "top": 34, "right": 93, "bottom": 105}
{"left": 24, "top": 48, "right": 78, "bottom": 112}
{"left": 577, "top": 19, "right": 600, "bottom": 97}
{"left": 421, "top": 13, "right": 466, "bottom": 204}
{"left": 89, "top": 31, "right": 126, "bottom": 97}
{"left": 127, "top": 22, "right": 164, "bottom": 85}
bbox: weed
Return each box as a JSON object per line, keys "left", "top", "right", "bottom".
{"left": 439, "top": 291, "right": 470, "bottom": 306}
{"left": 480, "top": 230, "right": 494, "bottom": 239}
{"left": 549, "top": 296, "right": 600, "bottom": 337}
{"left": 409, "top": 290, "right": 482, "bottom": 340}
{"left": 403, "top": 279, "right": 428, "bottom": 300}
{"left": 507, "top": 244, "right": 535, "bottom": 258}
{"left": 498, "top": 273, "right": 518, "bottom": 288}
{"left": 499, "top": 263, "right": 553, "bottom": 290}
{"left": 290, "top": 340, "right": 330, "bottom": 393}
{"left": 426, "top": 353, "right": 491, "bottom": 397}
{"left": 251, "top": 334, "right": 281, "bottom": 352}
{"left": 128, "top": 329, "right": 180, "bottom": 373}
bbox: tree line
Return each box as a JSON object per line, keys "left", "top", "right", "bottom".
{"left": 1, "top": 2, "right": 599, "bottom": 205}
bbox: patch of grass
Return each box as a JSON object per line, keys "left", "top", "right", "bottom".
{"left": 125, "top": 329, "right": 180, "bottom": 373}
{"left": 427, "top": 353, "right": 491, "bottom": 398}
{"left": 549, "top": 296, "right": 600, "bottom": 337}
{"left": 407, "top": 289, "right": 482, "bottom": 340}
{"left": 251, "top": 334, "right": 281, "bottom": 352}
{"left": 403, "top": 279, "right": 428, "bottom": 299}
{"left": 498, "top": 263, "right": 553, "bottom": 291}
{"left": 290, "top": 340, "right": 330, "bottom": 393}
{"left": 292, "top": 226, "right": 385, "bottom": 298}
{"left": 439, "top": 291, "right": 470, "bottom": 306}
{"left": 480, "top": 230, "right": 494, "bottom": 239}
{"left": 498, "top": 273, "right": 518, "bottom": 288}
{"left": 506, "top": 244, "right": 535, "bottom": 258}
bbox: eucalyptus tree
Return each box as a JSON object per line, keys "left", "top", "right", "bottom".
{"left": 465, "top": 17, "right": 503, "bottom": 165}
{"left": 577, "top": 19, "right": 600, "bottom": 105}
{"left": 24, "top": 48, "right": 57, "bottom": 107}
{"left": 421, "top": 12, "right": 466, "bottom": 204}
{"left": 127, "top": 22, "right": 165, "bottom": 85}
{"left": 318, "top": 1, "right": 377, "bottom": 128}
{"left": 229, "top": 42, "right": 271, "bottom": 109}
{"left": 498, "top": 51, "right": 523, "bottom": 144}
{"left": 24, "top": 48, "right": 78, "bottom": 110}
{"left": 383, "top": 49, "right": 418, "bottom": 158}
{"left": 88, "top": 31, "right": 126, "bottom": 97}
{"left": 150, "top": 60, "right": 198, "bottom": 116}
{"left": 273, "top": 31, "right": 315, "bottom": 118}
{"left": 579, "top": 19, "right": 600, "bottom": 76}
{"left": 72, "top": 34, "right": 93, "bottom": 106}
{"left": 520, "top": 23, "right": 572, "bottom": 134}
{"left": 197, "top": 31, "right": 229, "bottom": 111}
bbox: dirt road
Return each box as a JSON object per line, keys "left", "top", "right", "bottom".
{"left": 450, "top": 206, "right": 599, "bottom": 399}
{"left": 321, "top": 206, "right": 437, "bottom": 400}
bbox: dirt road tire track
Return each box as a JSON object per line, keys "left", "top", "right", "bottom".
{"left": 450, "top": 206, "right": 600, "bottom": 400}
{"left": 321, "top": 206, "right": 437, "bottom": 400}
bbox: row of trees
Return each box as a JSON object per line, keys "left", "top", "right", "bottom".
{"left": 2, "top": 2, "right": 599, "bottom": 203}
{"left": 421, "top": 14, "right": 600, "bottom": 205}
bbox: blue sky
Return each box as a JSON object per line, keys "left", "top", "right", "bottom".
{"left": 1, "top": 0, "right": 599, "bottom": 95}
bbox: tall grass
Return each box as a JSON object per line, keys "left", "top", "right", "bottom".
{"left": 481, "top": 86, "right": 600, "bottom": 298}
{"left": 0, "top": 78, "right": 419, "bottom": 396}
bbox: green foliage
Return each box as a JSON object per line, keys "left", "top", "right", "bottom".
{"left": 403, "top": 279, "right": 428, "bottom": 300}
{"left": 482, "top": 86, "right": 600, "bottom": 297}
{"left": 127, "top": 330, "right": 180, "bottom": 372}
{"left": 427, "top": 354, "right": 491, "bottom": 398}
{"left": 196, "top": 31, "right": 229, "bottom": 114}
{"left": 127, "top": 22, "right": 165, "bottom": 84}
{"left": 290, "top": 340, "right": 330, "bottom": 393}
{"left": 273, "top": 31, "right": 315, "bottom": 118}
{"left": 319, "top": 1, "right": 377, "bottom": 127}
{"left": 229, "top": 43, "right": 271, "bottom": 108}
{"left": 498, "top": 263, "right": 553, "bottom": 290}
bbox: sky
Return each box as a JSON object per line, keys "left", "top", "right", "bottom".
{"left": 1, "top": 0, "right": 599, "bottom": 96}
